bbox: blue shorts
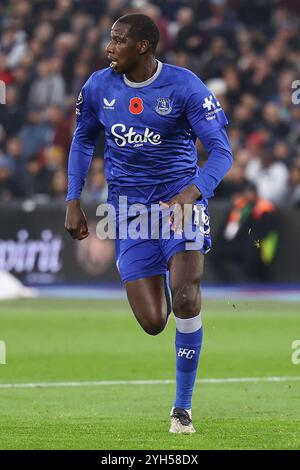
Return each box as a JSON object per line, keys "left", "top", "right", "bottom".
{"left": 108, "top": 176, "right": 212, "bottom": 283}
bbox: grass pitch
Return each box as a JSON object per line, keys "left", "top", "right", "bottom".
{"left": 0, "top": 298, "right": 299, "bottom": 450}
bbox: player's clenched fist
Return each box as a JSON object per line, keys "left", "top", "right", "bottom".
{"left": 65, "top": 200, "right": 89, "bottom": 240}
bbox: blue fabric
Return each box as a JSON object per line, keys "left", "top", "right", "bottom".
{"left": 175, "top": 327, "right": 203, "bottom": 410}
{"left": 191, "top": 128, "right": 233, "bottom": 199}
{"left": 66, "top": 62, "right": 233, "bottom": 201}
{"left": 108, "top": 178, "right": 211, "bottom": 283}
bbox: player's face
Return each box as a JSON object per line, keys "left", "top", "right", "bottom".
{"left": 106, "top": 23, "right": 140, "bottom": 74}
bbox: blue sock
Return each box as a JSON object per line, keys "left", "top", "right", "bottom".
{"left": 174, "top": 314, "right": 203, "bottom": 410}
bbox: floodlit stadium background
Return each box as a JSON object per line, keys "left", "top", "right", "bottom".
{"left": 1, "top": 0, "right": 300, "bottom": 289}
{"left": 0, "top": 0, "right": 300, "bottom": 451}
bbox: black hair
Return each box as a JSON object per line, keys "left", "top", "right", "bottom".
{"left": 116, "top": 14, "right": 160, "bottom": 54}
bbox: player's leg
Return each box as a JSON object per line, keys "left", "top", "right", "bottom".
{"left": 168, "top": 250, "right": 204, "bottom": 433}
{"left": 126, "top": 274, "right": 171, "bottom": 336}
{"left": 114, "top": 204, "right": 172, "bottom": 336}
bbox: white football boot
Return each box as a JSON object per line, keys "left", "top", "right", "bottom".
{"left": 169, "top": 407, "right": 196, "bottom": 434}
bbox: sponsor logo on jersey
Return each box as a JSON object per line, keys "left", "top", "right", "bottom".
{"left": 129, "top": 97, "right": 143, "bottom": 115}
{"left": 76, "top": 91, "right": 83, "bottom": 106}
{"left": 202, "top": 94, "right": 223, "bottom": 121}
{"left": 202, "top": 94, "right": 216, "bottom": 112}
{"left": 76, "top": 91, "right": 83, "bottom": 115}
{"left": 103, "top": 98, "right": 116, "bottom": 109}
{"left": 111, "top": 123, "right": 162, "bottom": 147}
{"left": 155, "top": 98, "right": 172, "bottom": 115}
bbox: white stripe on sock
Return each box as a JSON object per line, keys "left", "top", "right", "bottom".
{"left": 174, "top": 313, "right": 202, "bottom": 333}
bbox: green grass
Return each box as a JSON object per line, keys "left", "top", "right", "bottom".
{"left": 0, "top": 299, "right": 300, "bottom": 449}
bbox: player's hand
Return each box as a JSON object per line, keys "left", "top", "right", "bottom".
{"left": 159, "top": 184, "right": 202, "bottom": 233}
{"left": 65, "top": 200, "right": 90, "bottom": 240}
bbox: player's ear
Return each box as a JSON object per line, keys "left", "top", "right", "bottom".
{"left": 139, "top": 39, "right": 150, "bottom": 55}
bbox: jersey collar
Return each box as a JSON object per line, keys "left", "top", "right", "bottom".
{"left": 123, "top": 60, "right": 163, "bottom": 88}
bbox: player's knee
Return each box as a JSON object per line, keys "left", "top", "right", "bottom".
{"left": 141, "top": 315, "right": 166, "bottom": 336}
{"left": 172, "top": 283, "right": 201, "bottom": 317}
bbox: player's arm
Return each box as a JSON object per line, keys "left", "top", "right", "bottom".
{"left": 65, "top": 74, "right": 103, "bottom": 240}
{"left": 159, "top": 75, "right": 233, "bottom": 231}
{"left": 184, "top": 81, "right": 233, "bottom": 200}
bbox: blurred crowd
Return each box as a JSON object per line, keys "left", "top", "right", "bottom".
{"left": 0, "top": 0, "right": 300, "bottom": 206}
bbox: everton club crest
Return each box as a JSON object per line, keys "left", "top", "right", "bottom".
{"left": 155, "top": 98, "right": 172, "bottom": 115}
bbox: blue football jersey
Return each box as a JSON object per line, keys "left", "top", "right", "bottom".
{"left": 67, "top": 61, "right": 233, "bottom": 201}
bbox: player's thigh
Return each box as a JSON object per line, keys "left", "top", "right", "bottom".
{"left": 168, "top": 250, "right": 204, "bottom": 317}
{"left": 126, "top": 275, "right": 169, "bottom": 335}
{"left": 116, "top": 236, "right": 169, "bottom": 334}
{"left": 168, "top": 250, "right": 204, "bottom": 285}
